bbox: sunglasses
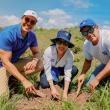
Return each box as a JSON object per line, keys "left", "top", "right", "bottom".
{"left": 25, "top": 17, "right": 36, "bottom": 25}
{"left": 57, "top": 40, "right": 69, "bottom": 46}
{"left": 82, "top": 25, "right": 96, "bottom": 36}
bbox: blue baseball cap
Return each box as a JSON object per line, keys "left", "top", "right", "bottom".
{"left": 50, "top": 30, "right": 74, "bottom": 48}
{"left": 79, "top": 18, "right": 96, "bottom": 32}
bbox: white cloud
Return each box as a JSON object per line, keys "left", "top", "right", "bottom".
{"left": 103, "top": 21, "right": 110, "bottom": 30}
{"left": 37, "top": 17, "right": 43, "bottom": 24}
{"left": 0, "top": 9, "right": 78, "bottom": 29}
{"left": 42, "top": 18, "right": 78, "bottom": 29}
{"left": 57, "top": 15, "right": 72, "bottom": 19}
{"left": 104, "top": 21, "right": 110, "bottom": 24}
{"left": 48, "top": 18, "right": 58, "bottom": 26}
{"left": 0, "top": 15, "right": 44, "bottom": 28}
{"left": 39, "top": 9, "right": 78, "bottom": 29}
{"left": 63, "top": 4, "right": 69, "bottom": 6}
{"left": 40, "top": 8, "right": 66, "bottom": 16}
{"left": 0, "top": 15, "right": 20, "bottom": 27}
{"left": 102, "top": 25, "right": 110, "bottom": 30}
{"left": 69, "top": 0, "right": 94, "bottom": 8}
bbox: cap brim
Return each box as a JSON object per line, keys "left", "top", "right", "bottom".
{"left": 80, "top": 24, "right": 95, "bottom": 32}
{"left": 50, "top": 38, "right": 74, "bottom": 48}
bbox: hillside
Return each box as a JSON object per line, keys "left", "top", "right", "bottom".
{"left": 22, "top": 27, "right": 85, "bottom": 63}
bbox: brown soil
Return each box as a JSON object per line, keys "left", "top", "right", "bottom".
{"left": 17, "top": 85, "right": 92, "bottom": 110}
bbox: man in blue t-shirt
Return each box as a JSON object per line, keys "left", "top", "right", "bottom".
{"left": 0, "top": 10, "right": 43, "bottom": 96}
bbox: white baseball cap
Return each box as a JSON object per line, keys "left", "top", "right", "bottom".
{"left": 23, "top": 10, "right": 38, "bottom": 21}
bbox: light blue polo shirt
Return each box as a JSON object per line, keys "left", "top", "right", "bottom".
{"left": 0, "top": 23, "right": 38, "bottom": 67}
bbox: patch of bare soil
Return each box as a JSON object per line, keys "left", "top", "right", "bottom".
{"left": 17, "top": 85, "right": 92, "bottom": 110}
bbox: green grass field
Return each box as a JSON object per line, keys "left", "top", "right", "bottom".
{"left": 0, "top": 27, "right": 110, "bottom": 110}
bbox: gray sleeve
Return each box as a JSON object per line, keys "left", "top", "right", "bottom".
{"left": 43, "top": 47, "right": 53, "bottom": 81}
{"left": 64, "top": 51, "right": 74, "bottom": 82}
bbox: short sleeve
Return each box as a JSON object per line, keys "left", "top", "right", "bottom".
{"left": 30, "top": 32, "right": 38, "bottom": 47}
{"left": 64, "top": 51, "right": 74, "bottom": 82}
{"left": 105, "top": 34, "right": 110, "bottom": 52}
{"left": 0, "top": 31, "right": 12, "bottom": 51}
{"left": 83, "top": 41, "right": 93, "bottom": 60}
{"left": 43, "top": 47, "right": 53, "bottom": 81}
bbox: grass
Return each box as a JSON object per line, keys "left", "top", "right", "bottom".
{"left": 83, "top": 84, "right": 110, "bottom": 110}
{"left": 21, "top": 84, "right": 110, "bottom": 110}
{"left": 0, "top": 92, "right": 23, "bottom": 110}
{"left": 1, "top": 27, "right": 110, "bottom": 109}
{"left": 16, "top": 73, "right": 40, "bottom": 99}
{"left": 1, "top": 62, "right": 110, "bottom": 110}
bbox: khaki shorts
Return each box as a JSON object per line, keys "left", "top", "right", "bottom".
{"left": 0, "top": 58, "right": 43, "bottom": 96}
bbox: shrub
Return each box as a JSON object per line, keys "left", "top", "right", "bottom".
{"left": 39, "top": 27, "right": 43, "bottom": 31}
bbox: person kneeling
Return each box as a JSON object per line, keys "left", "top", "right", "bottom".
{"left": 40, "top": 30, "right": 78, "bottom": 99}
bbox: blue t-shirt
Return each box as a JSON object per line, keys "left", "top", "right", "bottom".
{"left": 0, "top": 23, "right": 38, "bottom": 67}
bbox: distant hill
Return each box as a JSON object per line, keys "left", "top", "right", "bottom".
{"left": 22, "top": 27, "right": 86, "bottom": 62}
{"left": 0, "top": 26, "right": 86, "bottom": 62}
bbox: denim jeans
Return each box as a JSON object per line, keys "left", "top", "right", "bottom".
{"left": 86, "top": 63, "right": 110, "bottom": 87}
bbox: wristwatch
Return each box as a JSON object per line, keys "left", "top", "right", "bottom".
{"left": 33, "top": 58, "right": 39, "bottom": 63}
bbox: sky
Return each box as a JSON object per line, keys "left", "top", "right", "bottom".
{"left": 0, "top": 0, "right": 110, "bottom": 30}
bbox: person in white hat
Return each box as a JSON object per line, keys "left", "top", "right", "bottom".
{"left": 0, "top": 10, "right": 43, "bottom": 97}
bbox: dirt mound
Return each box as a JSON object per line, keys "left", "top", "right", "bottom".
{"left": 17, "top": 85, "right": 92, "bottom": 110}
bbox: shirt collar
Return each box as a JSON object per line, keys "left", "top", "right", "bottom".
{"left": 52, "top": 45, "right": 57, "bottom": 54}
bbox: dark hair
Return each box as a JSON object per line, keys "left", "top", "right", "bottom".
{"left": 50, "top": 39, "right": 60, "bottom": 46}
{"left": 50, "top": 40, "right": 56, "bottom": 46}
{"left": 50, "top": 43, "right": 56, "bottom": 46}
{"left": 93, "top": 24, "right": 97, "bottom": 28}
{"left": 22, "top": 15, "right": 25, "bottom": 18}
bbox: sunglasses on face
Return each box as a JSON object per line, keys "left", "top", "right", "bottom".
{"left": 57, "top": 40, "right": 69, "bottom": 46}
{"left": 82, "top": 25, "right": 96, "bottom": 36}
{"left": 25, "top": 17, "right": 36, "bottom": 25}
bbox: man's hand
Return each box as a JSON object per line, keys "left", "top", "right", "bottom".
{"left": 21, "top": 79, "right": 36, "bottom": 93}
{"left": 24, "top": 60, "right": 37, "bottom": 71}
{"left": 51, "top": 86, "right": 60, "bottom": 99}
{"left": 77, "top": 74, "right": 85, "bottom": 86}
{"left": 89, "top": 78, "right": 99, "bottom": 91}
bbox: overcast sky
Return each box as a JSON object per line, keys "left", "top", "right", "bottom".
{"left": 0, "top": 0, "right": 110, "bottom": 30}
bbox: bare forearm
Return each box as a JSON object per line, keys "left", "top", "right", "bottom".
{"left": 48, "top": 79, "right": 54, "bottom": 88}
{"left": 63, "top": 80, "right": 70, "bottom": 95}
{"left": 81, "top": 59, "right": 91, "bottom": 74}
{"left": 48, "top": 79, "right": 57, "bottom": 93}
{"left": 96, "top": 60, "right": 110, "bottom": 81}
{"left": 32, "top": 52, "right": 40, "bottom": 60}
{"left": 30, "top": 46, "right": 40, "bottom": 60}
